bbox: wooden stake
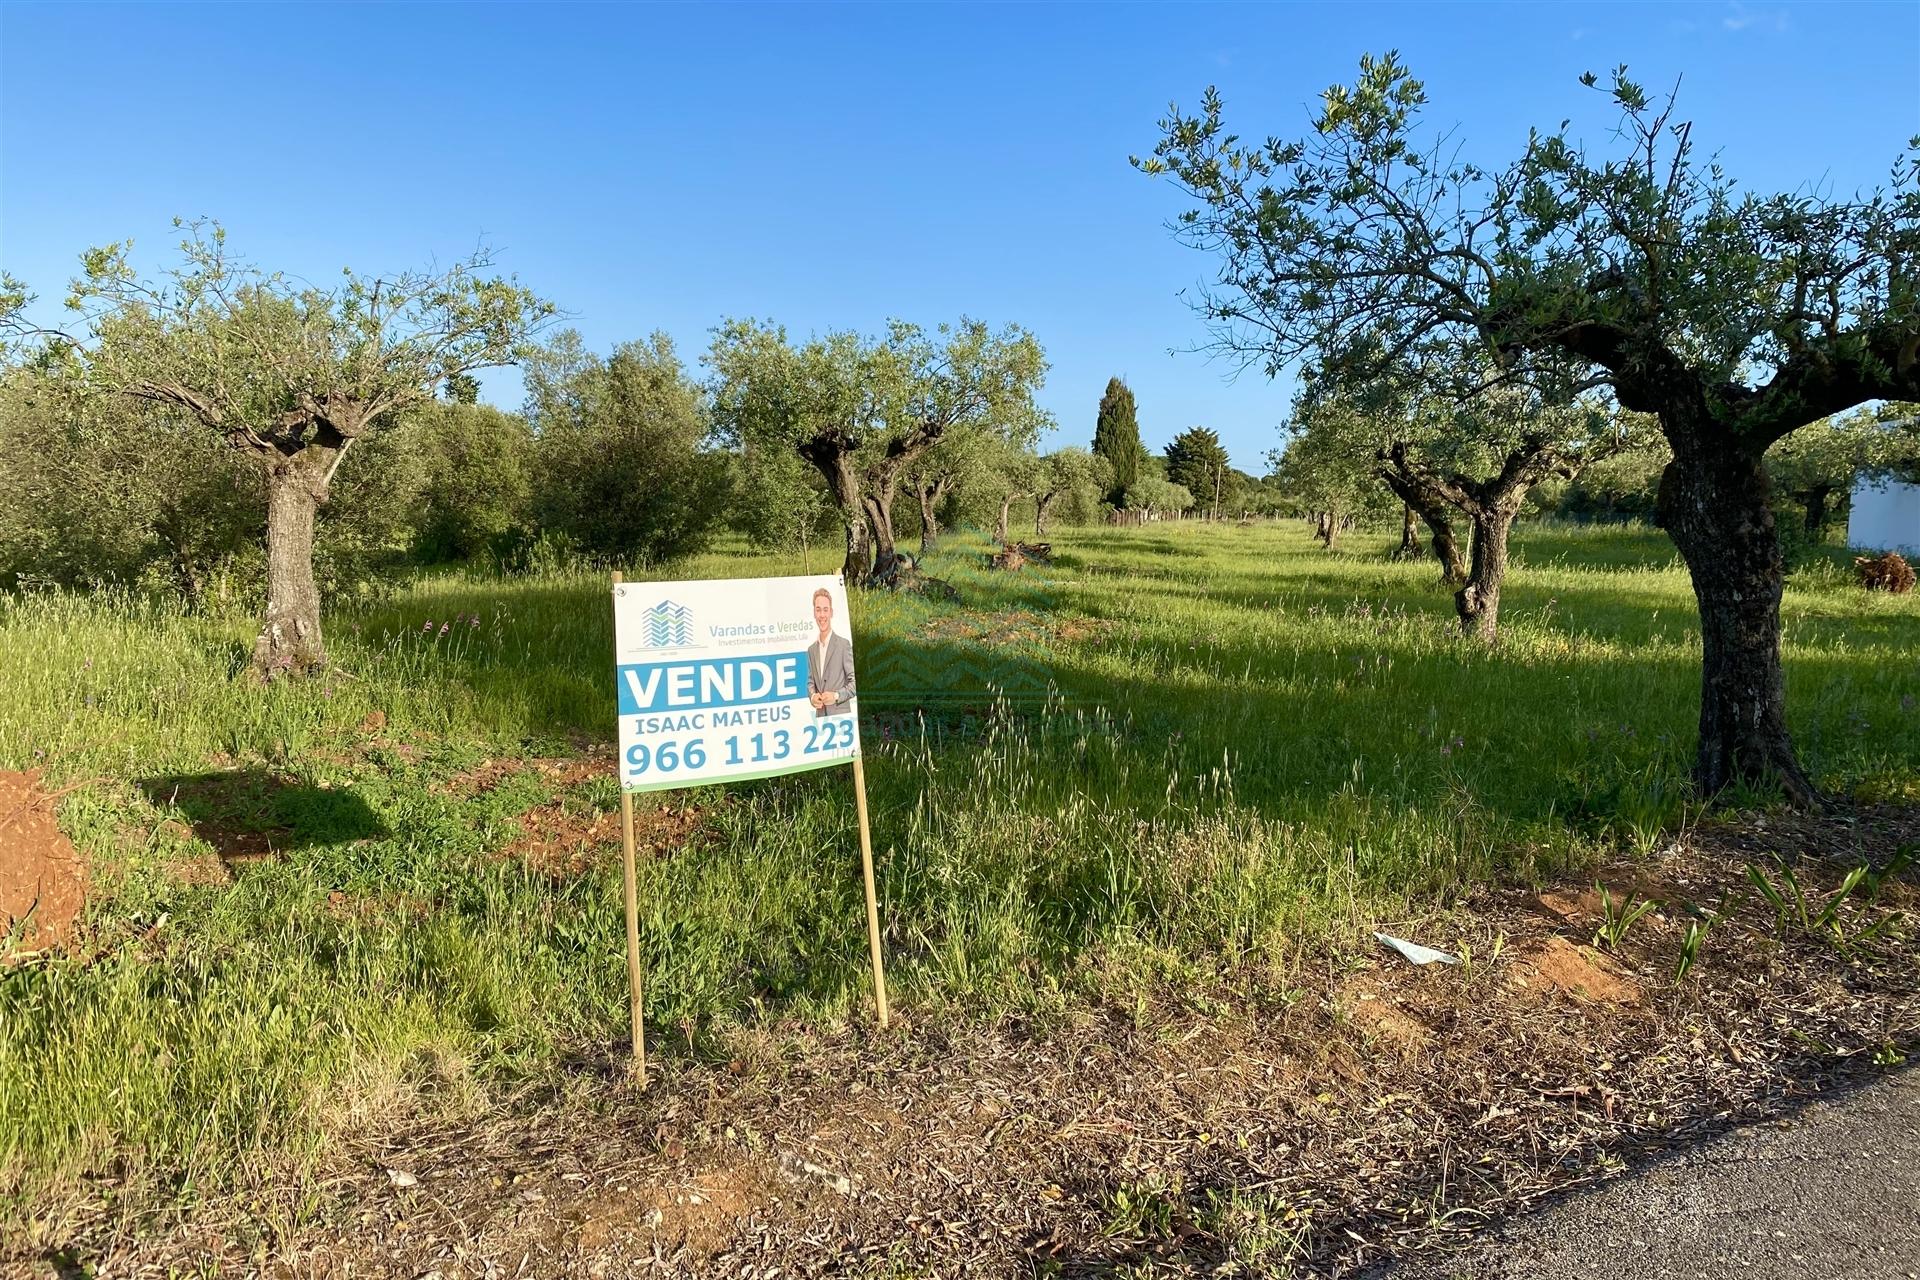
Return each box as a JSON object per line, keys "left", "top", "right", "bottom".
{"left": 612, "top": 571, "right": 647, "bottom": 1086}
{"left": 851, "top": 753, "right": 890, "bottom": 1028}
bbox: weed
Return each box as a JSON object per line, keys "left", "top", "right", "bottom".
{"left": 1592, "top": 883, "right": 1658, "bottom": 951}
{"left": 1673, "top": 919, "right": 1711, "bottom": 982}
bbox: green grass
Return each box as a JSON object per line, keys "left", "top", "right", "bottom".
{"left": 2, "top": 519, "right": 1916, "bottom": 1215}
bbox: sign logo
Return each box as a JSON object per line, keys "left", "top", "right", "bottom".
{"left": 639, "top": 600, "right": 693, "bottom": 648}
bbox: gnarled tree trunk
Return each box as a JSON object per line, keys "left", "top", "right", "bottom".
{"left": 861, "top": 474, "right": 905, "bottom": 580}
{"left": 1800, "top": 484, "right": 1834, "bottom": 535}
{"left": 798, "top": 435, "right": 871, "bottom": 581}
{"left": 1657, "top": 443, "right": 1815, "bottom": 805}
{"left": 1380, "top": 468, "right": 1468, "bottom": 583}
{"left": 914, "top": 477, "right": 953, "bottom": 553}
{"left": 1392, "top": 503, "right": 1421, "bottom": 559}
{"left": 1454, "top": 507, "right": 1513, "bottom": 643}
{"left": 1036, "top": 492, "right": 1059, "bottom": 538}
{"left": 251, "top": 456, "right": 331, "bottom": 678}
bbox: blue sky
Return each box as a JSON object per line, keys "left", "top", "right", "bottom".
{"left": 3, "top": 1, "right": 1916, "bottom": 469}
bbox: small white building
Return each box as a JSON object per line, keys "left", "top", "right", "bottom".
{"left": 1850, "top": 473, "right": 1920, "bottom": 555}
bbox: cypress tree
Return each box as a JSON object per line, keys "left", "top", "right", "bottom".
{"left": 1092, "top": 377, "right": 1143, "bottom": 505}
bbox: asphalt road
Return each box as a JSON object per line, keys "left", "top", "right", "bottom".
{"left": 1378, "top": 1066, "right": 1920, "bottom": 1280}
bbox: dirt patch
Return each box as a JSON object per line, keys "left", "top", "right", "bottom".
{"left": 447, "top": 754, "right": 610, "bottom": 797}
{"left": 503, "top": 799, "right": 705, "bottom": 878}
{"left": 643, "top": 1165, "right": 765, "bottom": 1258}
{"left": 0, "top": 770, "right": 88, "bottom": 953}
{"left": 1337, "top": 975, "right": 1434, "bottom": 1057}
{"left": 164, "top": 851, "right": 234, "bottom": 889}
{"left": 1510, "top": 935, "right": 1643, "bottom": 1005}
{"left": 922, "top": 609, "right": 1116, "bottom": 649}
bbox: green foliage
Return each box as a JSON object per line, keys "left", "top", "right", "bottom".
{"left": 1121, "top": 475, "right": 1194, "bottom": 517}
{"left": 732, "top": 438, "right": 839, "bottom": 563}
{"left": 1591, "top": 883, "right": 1657, "bottom": 951}
{"left": 1553, "top": 444, "right": 1671, "bottom": 522}
{"left": 1138, "top": 56, "right": 1920, "bottom": 424}
{"left": 410, "top": 401, "right": 536, "bottom": 564}
{"left": 1743, "top": 848, "right": 1912, "bottom": 952}
{"left": 1092, "top": 376, "right": 1145, "bottom": 504}
{"left": 0, "top": 362, "right": 260, "bottom": 599}
{"left": 1035, "top": 447, "right": 1112, "bottom": 530}
{"left": 524, "top": 330, "right": 729, "bottom": 566}
{"left": 313, "top": 416, "right": 427, "bottom": 598}
{"left": 1765, "top": 405, "right": 1920, "bottom": 535}
{"left": 1673, "top": 916, "right": 1712, "bottom": 982}
{"left": 1164, "top": 426, "right": 1231, "bottom": 514}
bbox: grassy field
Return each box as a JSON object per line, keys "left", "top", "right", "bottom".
{"left": 2, "top": 518, "right": 1916, "bottom": 1218}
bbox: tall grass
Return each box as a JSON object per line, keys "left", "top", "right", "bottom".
{"left": 1, "top": 520, "right": 1915, "bottom": 1213}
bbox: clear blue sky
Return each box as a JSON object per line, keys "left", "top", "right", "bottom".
{"left": 3, "top": 1, "right": 1916, "bottom": 470}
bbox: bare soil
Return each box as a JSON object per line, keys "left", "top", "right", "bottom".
{"left": 11, "top": 804, "right": 1920, "bottom": 1278}
{"left": 0, "top": 769, "right": 87, "bottom": 954}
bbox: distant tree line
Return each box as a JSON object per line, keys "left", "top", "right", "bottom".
{"left": 1, "top": 226, "right": 1226, "bottom": 676}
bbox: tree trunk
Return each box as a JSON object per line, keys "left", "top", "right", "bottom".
{"left": 861, "top": 477, "right": 903, "bottom": 580}
{"left": 1430, "top": 519, "right": 1468, "bottom": 584}
{"left": 1036, "top": 492, "right": 1058, "bottom": 538}
{"left": 1381, "top": 469, "right": 1468, "bottom": 583}
{"left": 252, "top": 464, "right": 327, "bottom": 678}
{"left": 1313, "top": 510, "right": 1338, "bottom": 548}
{"left": 1392, "top": 504, "right": 1421, "bottom": 559}
{"left": 1657, "top": 445, "right": 1816, "bottom": 804}
{"left": 995, "top": 492, "right": 1023, "bottom": 544}
{"left": 1453, "top": 507, "right": 1514, "bottom": 643}
{"left": 1803, "top": 485, "right": 1833, "bottom": 535}
{"left": 797, "top": 439, "right": 870, "bottom": 580}
{"left": 916, "top": 483, "right": 943, "bottom": 554}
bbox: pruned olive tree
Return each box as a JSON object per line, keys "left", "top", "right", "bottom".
{"left": 1296, "top": 372, "right": 1654, "bottom": 637}
{"left": 708, "top": 318, "right": 1048, "bottom": 582}
{"left": 1138, "top": 55, "right": 1920, "bottom": 804}
{"left": 54, "top": 222, "right": 554, "bottom": 676}
{"left": 901, "top": 426, "right": 999, "bottom": 554}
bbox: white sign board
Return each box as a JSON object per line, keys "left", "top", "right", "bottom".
{"left": 612, "top": 574, "right": 861, "bottom": 793}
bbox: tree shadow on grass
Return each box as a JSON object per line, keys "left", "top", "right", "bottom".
{"left": 140, "top": 770, "right": 387, "bottom": 867}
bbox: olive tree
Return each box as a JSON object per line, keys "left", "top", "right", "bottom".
{"left": 523, "top": 330, "right": 729, "bottom": 565}
{"left": 56, "top": 222, "right": 553, "bottom": 676}
{"left": 1138, "top": 56, "right": 1920, "bottom": 803}
{"left": 1034, "top": 447, "right": 1111, "bottom": 537}
{"left": 708, "top": 318, "right": 1048, "bottom": 582}
{"left": 1765, "top": 404, "right": 1920, "bottom": 535}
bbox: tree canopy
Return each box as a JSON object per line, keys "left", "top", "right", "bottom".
{"left": 1139, "top": 52, "right": 1920, "bottom": 803}
{"left": 708, "top": 318, "right": 1048, "bottom": 580}
{"left": 48, "top": 221, "right": 555, "bottom": 674}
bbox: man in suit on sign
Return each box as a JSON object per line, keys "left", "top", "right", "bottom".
{"left": 807, "top": 587, "right": 855, "bottom": 717}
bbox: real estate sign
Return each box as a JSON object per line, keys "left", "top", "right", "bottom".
{"left": 612, "top": 573, "right": 861, "bottom": 793}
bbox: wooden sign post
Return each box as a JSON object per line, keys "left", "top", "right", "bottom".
{"left": 609, "top": 571, "right": 889, "bottom": 1087}
{"left": 612, "top": 571, "right": 648, "bottom": 1085}
{"left": 851, "top": 754, "right": 889, "bottom": 1028}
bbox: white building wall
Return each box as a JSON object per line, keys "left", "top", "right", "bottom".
{"left": 1849, "top": 476, "right": 1920, "bottom": 555}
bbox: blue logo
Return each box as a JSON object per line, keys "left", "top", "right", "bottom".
{"left": 639, "top": 600, "right": 693, "bottom": 648}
